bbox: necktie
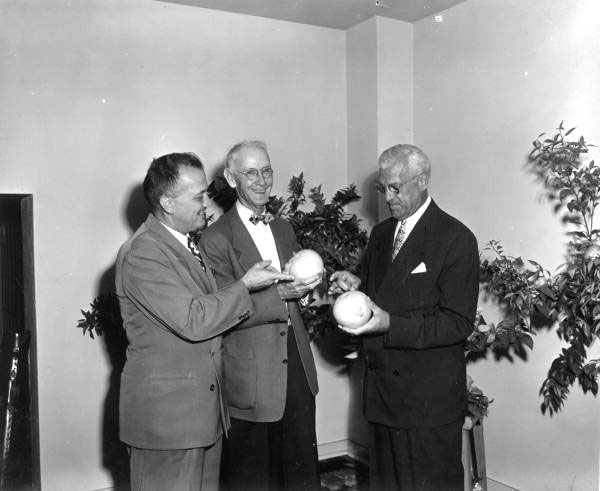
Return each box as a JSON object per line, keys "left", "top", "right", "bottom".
{"left": 249, "top": 212, "right": 274, "bottom": 225}
{"left": 392, "top": 220, "right": 406, "bottom": 260}
{"left": 187, "top": 236, "right": 206, "bottom": 272}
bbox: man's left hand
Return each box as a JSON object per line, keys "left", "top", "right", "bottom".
{"left": 277, "top": 274, "right": 322, "bottom": 300}
{"left": 338, "top": 297, "right": 390, "bottom": 336}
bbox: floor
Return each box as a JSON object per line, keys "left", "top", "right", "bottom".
{"left": 319, "top": 456, "right": 517, "bottom": 491}
{"left": 319, "top": 455, "right": 368, "bottom": 491}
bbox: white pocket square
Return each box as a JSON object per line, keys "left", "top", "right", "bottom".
{"left": 411, "top": 262, "right": 427, "bottom": 274}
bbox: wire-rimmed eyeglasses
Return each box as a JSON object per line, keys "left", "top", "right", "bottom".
{"left": 375, "top": 172, "right": 425, "bottom": 195}
{"left": 231, "top": 166, "right": 274, "bottom": 182}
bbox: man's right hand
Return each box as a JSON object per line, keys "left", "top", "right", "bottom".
{"left": 328, "top": 270, "right": 361, "bottom": 295}
{"left": 241, "top": 261, "right": 295, "bottom": 291}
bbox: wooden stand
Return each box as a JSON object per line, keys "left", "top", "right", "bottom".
{"left": 462, "top": 419, "right": 487, "bottom": 491}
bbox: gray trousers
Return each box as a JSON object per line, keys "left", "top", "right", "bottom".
{"left": 130, "top": 437, "right": 222, "bottom": 491}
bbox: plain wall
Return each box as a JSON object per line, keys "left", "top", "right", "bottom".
{"left": 376, "top": 17, "right": 413, "bottom": 155}
{"left": 375, "top": 16, "right": 414, "bottom": 222}
{"left": 0, "top": 1, "right": 348, "bottom": 489}
{"left": 346, "top": 16, "right": 414, "bottom": 229}
{"left": 345, "top": 15, "right": 414, "bottom": 447}
{"left": 414, "top": 0, "right": 600, "bottom": 489}
{"left": 347, "top": 17, "right": 379, "bottom": 229}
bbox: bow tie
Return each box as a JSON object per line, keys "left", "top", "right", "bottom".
{"left": 249, "top": 212, "right": 274, "bottom": 225}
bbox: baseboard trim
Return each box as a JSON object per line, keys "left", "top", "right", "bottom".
{"left": 317, "top": 439, "right": 368, "bottom": 464}
{"left": 487, "top": 476, "right": 520, "bottom": 491}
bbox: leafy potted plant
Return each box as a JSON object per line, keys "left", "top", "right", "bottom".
{"left": 207, "top": 173, "right": 369, "bottom": 339}
{"left": 472, "top": 122, "right": 600, "bottom": 415}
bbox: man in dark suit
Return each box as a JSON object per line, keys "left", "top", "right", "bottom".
{"left": 329, "top": 144, "right": 479, "bottom": 491}
{"left": 200, "top": 141, "right": 321, "bottom": 491}
{"left": 115, "top": 152, "right": 291, "bottom": 491}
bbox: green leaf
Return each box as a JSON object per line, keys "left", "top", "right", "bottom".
{"left": 308, "top": 185, "right": 325, "bottom": 209}
{"left": 520, "top": 334, "right": 534, "bottom": 350}
{"left": 559, "top": 188, "right": 573, "bottom": 199}
{"left": 536, "top": 284, "right": 557, "bottom": 299}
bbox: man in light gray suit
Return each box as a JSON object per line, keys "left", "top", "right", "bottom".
{"left": 115, "top": 152, "right": 291, "bottom": 491}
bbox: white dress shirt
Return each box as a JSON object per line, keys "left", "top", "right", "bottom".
{"left": 393, "top": 195, "right": 432, "bottom": 243}
{"left": 236, "top": 201, "right": 282, "bottom": 272}
{"left": 160, "top": 220, "right": 192, "bottom": 249}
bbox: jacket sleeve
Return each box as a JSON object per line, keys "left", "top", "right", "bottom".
{"left": 200, "top": 229, "right": 288, "bottom": 329}
{"left": 120, "top": 239, "right": 253, "bottom": 342}
{"left": 384, "top": 229, "right": 479, "bottom": 350}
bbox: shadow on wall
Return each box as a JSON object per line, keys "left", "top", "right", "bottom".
{"left": 361, "top": 170, "right": 381, "bottom": 229}
{"left": 338, "top": 172, "right": 377, "bottom": 450}
{"left": 205, "top": 162, "right": 228, "bottom": 224}
{"left": 310, "top": 177, "right": 377, "bottom": 454}
{"left": 95, "top": 182, "right": 148, "bottom": 490}
{"left": 312, "top": 328, "right": 369, "bottom": 451}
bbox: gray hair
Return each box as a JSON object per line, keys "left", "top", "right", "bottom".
{"left": 379, "top": 144, "right": 431, "bottom": 176}
{"left": 225, "top": 140, "right": 269, "bottom": 168}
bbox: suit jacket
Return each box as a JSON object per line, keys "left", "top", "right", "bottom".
{"left": 200, "top": 207, "right": 318, "bottom": 422}
{"left": 361, "top": 200, "right": 479, "bottom": 429}
{"left": 115, "top": 213, "right": 253, "bottom": 450}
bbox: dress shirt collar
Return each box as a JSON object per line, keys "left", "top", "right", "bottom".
{"left": 158, "top": 219, "right": 190, "bottom": 249}
{"left": 236, "top": 200, "right": 269, "bottom": 227}
{"left": 405, "top": 195, "right": 431, "bottom": 228}
{"left": 394, "top": 195, "right": 432, "bottom": 239}
{"left": 235, "top": 200, "right": 281, "bottom": 271}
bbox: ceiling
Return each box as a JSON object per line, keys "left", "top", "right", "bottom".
{"left": 158, "top": 0, "right": 468, "bottom": 29}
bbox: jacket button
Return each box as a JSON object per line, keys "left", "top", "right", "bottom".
{"left": 209, "top": 384, "right": 215, "bottom": 391}
{"left": 282, "top": 359, "right": 288, "bottom": 364}
{"left": 392, "top": 370, "right": 399, "bottom": 376}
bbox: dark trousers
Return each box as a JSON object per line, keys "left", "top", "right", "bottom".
{"left": 369, "top": 420, "right": 463, "bottom": 491}
{"left": 130, "top": 438, "right": 222, "bottom": 491}
{"left": 222, "top": 328, "right": 319, "bottom": 491}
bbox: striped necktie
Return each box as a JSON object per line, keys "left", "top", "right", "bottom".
{"left": 187, "top": 236, "right": 206, "bottom": 272}
{"left": 392, "top": 220, "right": 406, "bottom": 260}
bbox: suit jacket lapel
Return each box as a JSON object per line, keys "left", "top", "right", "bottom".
{"left": 270, "top": 219, "right": 294, "bottom": 267}
{"left": 393, "top": 218, "right": 429, "bottom": 282}
{"left": 376, "top": 201, "right": 439, "bottom": 293}
{"left": 228, "top": 208, "right": 264, "bottom": 272}
{"left": 227, "top": 207, "right": 294, "bottom": 272}
{"left": 145, "top": 214, "right": 217, "bottom": 292}
{"left": 371, "top": 219, "right": 396, "bottom": 287}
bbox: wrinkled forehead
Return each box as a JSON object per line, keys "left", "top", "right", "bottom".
{"left": 378, "top": 159, "right": 410, "bottom": 183}
{"left": 233, "top": 147, "right": 271, "bottom": 170}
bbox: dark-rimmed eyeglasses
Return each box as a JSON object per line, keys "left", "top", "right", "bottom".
{"left": 375, "top": 172, "right": 424, "bottom": 195}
